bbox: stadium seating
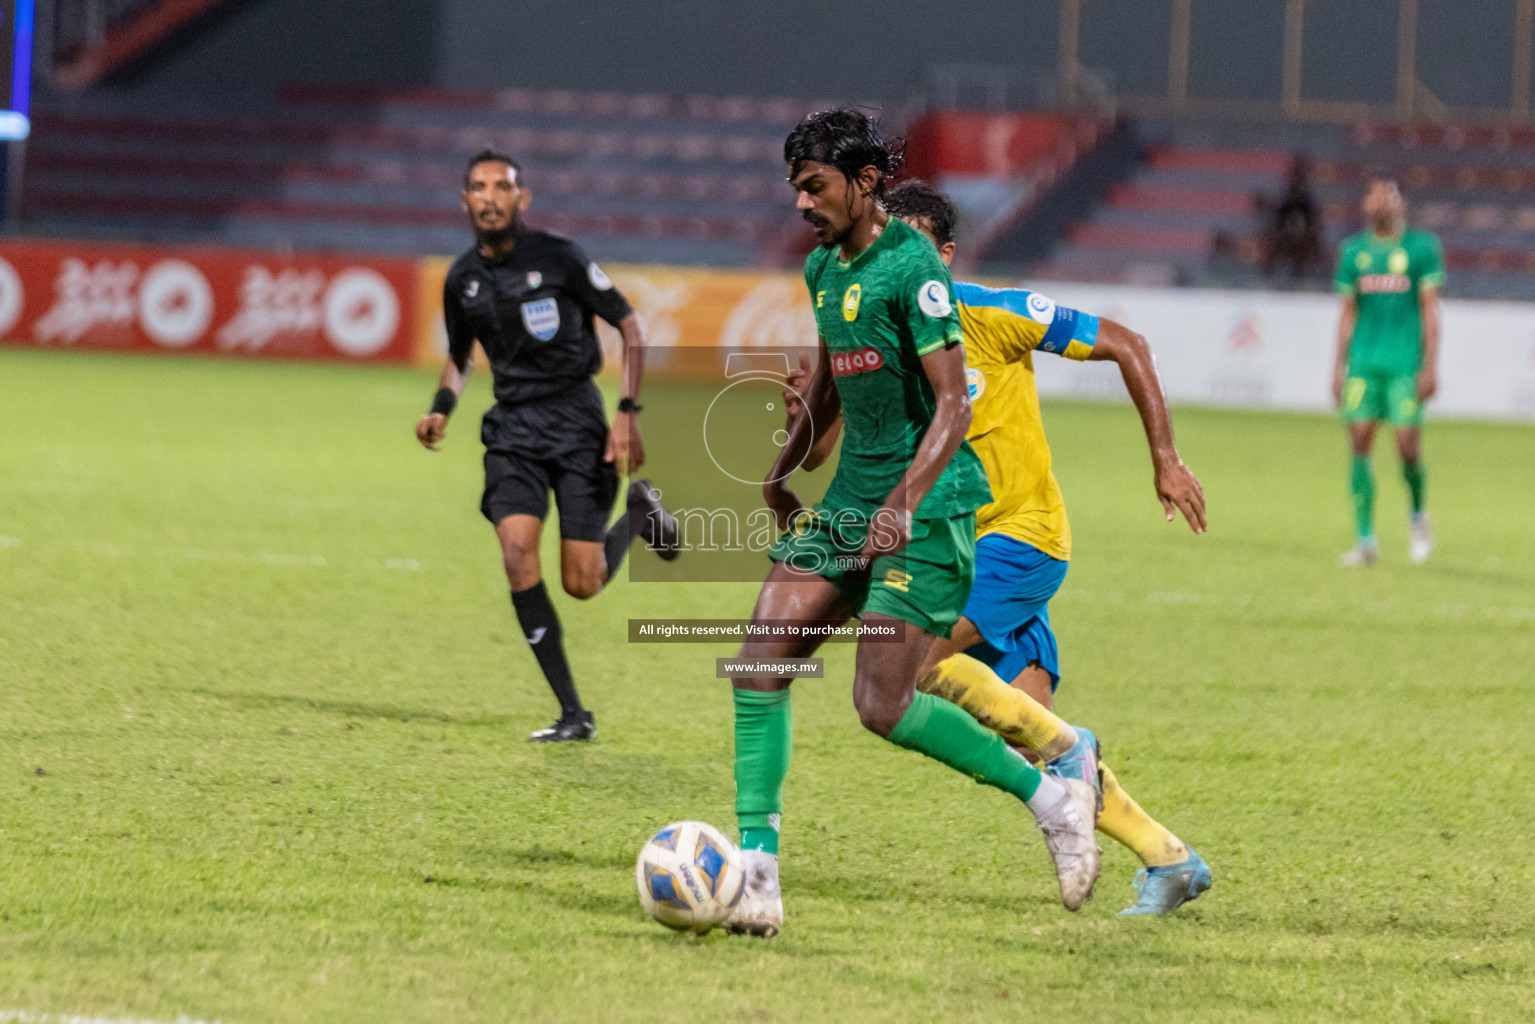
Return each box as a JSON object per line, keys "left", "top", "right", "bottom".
{"left": 23, "top": 86, "right": 815, "bottom": 265}
{"left": 1029, "top": 119, "right": 1535, "bottom": 300}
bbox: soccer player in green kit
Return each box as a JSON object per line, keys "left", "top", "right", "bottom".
{"left": 1332, "top": 176, "right": 1444, "bottom": 566}
{"left": 718, "top": 110, "right": 1099, "bottom": 938}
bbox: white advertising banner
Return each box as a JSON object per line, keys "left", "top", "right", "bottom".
{"left": 1023, "top": 283, "right": 1535, "bottom": 422}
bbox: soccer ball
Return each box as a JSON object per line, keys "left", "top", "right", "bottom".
{"left": 635, "top": 820, "right": 746, "bottom": 933}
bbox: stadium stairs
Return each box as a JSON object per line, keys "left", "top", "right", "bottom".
{"left": 20, "top": 86, "right": 822, "bottom": 266}
{"left": 1022, "top": 119, "right": 1535, "bottom": 301}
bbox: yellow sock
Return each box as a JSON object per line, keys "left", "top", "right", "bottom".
{"left": 1098, "top": 762, "right": 1188, "bottom": 868}
{"left": 918, "top": 653, "right": 1078, "bottom": 761}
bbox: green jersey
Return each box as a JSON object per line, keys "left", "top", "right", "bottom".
{"left": 805, "top": 216, "right": 991, "bottom": 519}
{"left": 1334, "top": 228, "right": 1445, "bottom": 376}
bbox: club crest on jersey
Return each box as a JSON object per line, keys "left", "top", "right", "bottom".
{"left": 917, "top": 280, "right": 951, "bottom": 318}
{"left": 831, "top": 346, "right": 884, "bottom": 376}
{"left": 842, "top": 284, "right": 861, "bottom": 321}
{"left": 520, "top": 297, "right": 560, "bottom": 340}
{"left": 526, "top": 271, "right": 542, "bottom": 290}
{"left": 965, "top": 366, "right": 986, "bottom": 400}
{"left": 1388, "top": 249, "right": 1409, "bottom": 275}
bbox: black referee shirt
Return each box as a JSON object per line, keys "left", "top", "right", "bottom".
{"left": 444, "top": 225, "right": 635, "bottom": 454}
{"left": 444, "top": 225, "right": 634, "bottom": 406}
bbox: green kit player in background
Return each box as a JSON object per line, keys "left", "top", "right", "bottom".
{"left": 718, "top": 110, "right": 1100, "bottom": 938}
{"left": 1331, "top": 176, "right": 1444, "bottom": 566}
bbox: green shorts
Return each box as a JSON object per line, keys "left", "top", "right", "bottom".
{"left": 1341, "top": 373, "right": 1422, "bottom": 427}
{"left": 767, "top": 506, "right": 977, "bottom": 639}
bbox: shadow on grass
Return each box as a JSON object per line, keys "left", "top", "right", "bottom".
{"left": 179, "top": 686, "right": 515, "bottom": 727}
{"left": 422, "top": 864, "right": 637, "bottom": 919}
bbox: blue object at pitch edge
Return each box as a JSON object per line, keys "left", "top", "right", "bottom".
{"left": 1120, "top": 848, "right": 1212, "bottom": 916}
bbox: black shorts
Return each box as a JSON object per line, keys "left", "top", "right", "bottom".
{"left": 480, "top": 444, "right": 619, "bottom": 542}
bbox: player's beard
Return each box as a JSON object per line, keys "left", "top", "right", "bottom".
{"left": 474, "top": 208, "right": 520, "bottom": 249}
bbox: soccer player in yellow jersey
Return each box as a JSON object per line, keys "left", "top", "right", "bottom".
{"left": 786, "top": 181, "right": 1212, "bottom": 914}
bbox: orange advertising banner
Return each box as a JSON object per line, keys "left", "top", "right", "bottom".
{"left": 0, "top": 238, "right": 420, "bottom": 362}
{"left": 414, "top": 258, "right": 819, "bottom": 372}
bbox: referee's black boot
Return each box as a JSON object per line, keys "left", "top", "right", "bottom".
{"left": 529, "top": 710, "right": 596, "bottom": 743}
{"left": 628, "top": 479, "right": 680, "bottom": 561}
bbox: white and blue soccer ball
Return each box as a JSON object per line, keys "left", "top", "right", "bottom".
{"left": 635, "top": 820, "right": 745, "bottom": 933}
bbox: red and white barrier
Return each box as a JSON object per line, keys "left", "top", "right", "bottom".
{"left": 0, "top": 239, "right": 419, "bottom": 362}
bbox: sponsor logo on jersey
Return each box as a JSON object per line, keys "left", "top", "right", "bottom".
{"left": 526, "top": 271, "right": 542, "bottom": 290}
{"left": 464, "top": 278, "right": 480, "bottom": 299}
{"left": 1025, "top": 292, "right": 1057, "bottom": 325}
{"left": 1357, "top": 274, "right": 1411, "bottom": 294}
{"left": 588, "top": 263, "right": 614, "bottom": 291}
{"left": 965, "top": 365, "right": 986, "bottom": 400}
{"left": 917, "top": 279, "right": 951, "bottom": 318}
{"left": 521, "top": 297, "right": 561, "bottom": 340}
{"left": 842, "top": 284, "right": 861, "bottom": 321}
{"left": 831, "top": 346, "right": 884, "bottom": 376}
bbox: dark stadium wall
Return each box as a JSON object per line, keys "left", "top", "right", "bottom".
{"left": 84, "top": 0, "right": 1525, "bottom": 112}
{"left": 83, "top": 0, "right": 442, "bottom": 99}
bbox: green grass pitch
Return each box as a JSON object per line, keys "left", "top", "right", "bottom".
{"left": 1, "top": 348, "right": 1532, "bottom": 1023}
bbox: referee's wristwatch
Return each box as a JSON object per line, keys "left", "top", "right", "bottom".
{"left": 617, "top": 397, "right": 643, "bottom": 414}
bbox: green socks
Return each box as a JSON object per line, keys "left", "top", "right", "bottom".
{"left": 1403, "top": 459, "right": 1426, "bottom": 515}
{"left": 1350, "top": 455, "right": 1375, "bottom": 541}
{"left": 733, "top": 687, "right": 791, "bottom": 856}
{"left": 886, "top": 691, "right": 1043, "bottom": 802}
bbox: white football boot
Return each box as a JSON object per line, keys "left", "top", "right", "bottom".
{"left": 1409, "top": 513, "right": 1434, "bottom": 564}
{"left": 1030, "top": 777, "right": 1101, "bottom": 911}
{"left": 1340, "top": 538, "right": 1379, "bottom": 567}
{"left": 724, "top": 849, "right": 782, "bottom": 937}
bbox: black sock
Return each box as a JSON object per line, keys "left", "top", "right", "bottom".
{"left": 510, "top": 581, "right": 583, "bottom": 717}
{"left": 604, "top": 513, "right": 632, "bottom": 583}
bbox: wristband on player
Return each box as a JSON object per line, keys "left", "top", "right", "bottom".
{"left": 430, "top": 388, "right": 457, "bottom": 416}
{"left": 617, "top": 397, "right": 643, "bottom": 414}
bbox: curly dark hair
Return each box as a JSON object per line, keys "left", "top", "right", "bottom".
{"left": 783, "top": 108, "right": 904, "bottom": 199}
{"left": 464, "top": 148, "right": 524, "bottom": 188}
{"left": 884, "top": 180, "right": 958, "bottom": 246}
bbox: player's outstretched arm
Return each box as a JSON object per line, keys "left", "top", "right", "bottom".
{"left": 865, "top": 343, "right": 972, "bottom": 559}
{"left": 416, "top": 354, "right": 471, "bottom": 452}
{"left": 1087, "top": 320, "right": 1207, "bottom": 533}
{"left": 763, "top": 339, "right": 840, "bottom": 527}
{"left": 605, "top": 311, "right": 648, "bottom": 475}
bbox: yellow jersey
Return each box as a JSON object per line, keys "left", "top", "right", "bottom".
{"left": 954, "top": 282, "right": 1099, "bottom": 561}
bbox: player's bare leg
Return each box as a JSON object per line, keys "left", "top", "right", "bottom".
{"left": 726, "top": 561, "right": 851, "bottom": 938}
{"left": 558, "top": 539, "right": 606, "bottom": 599}
{"left": 1396, "top": 426, "right": 1432, "bottom": 563}
{"left": 1342, "top": 420, "right": 1380, "bottom": 566}
{"left": 496, "top": 515, "right": 594, "bottom": 742}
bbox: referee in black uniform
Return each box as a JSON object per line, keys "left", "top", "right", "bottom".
{"left": 417, "top": 149, "right": 678, "bottom": 743}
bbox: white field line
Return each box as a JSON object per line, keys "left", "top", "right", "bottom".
{"left": 0, "top": 1011, "right": 224, "bottom": 1024}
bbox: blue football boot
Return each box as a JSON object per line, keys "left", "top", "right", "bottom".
{"left": 1045, "top": 726, "right": 1103, "bottom": 815}
{"left": 1119, "top": 848, "right": 1212, "bottom": 916}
